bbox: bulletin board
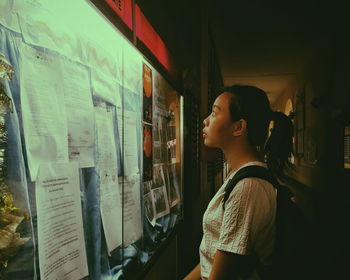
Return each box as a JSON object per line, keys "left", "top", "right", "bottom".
{"left": 0, "top": 1, "right": 183, "bottom": 279}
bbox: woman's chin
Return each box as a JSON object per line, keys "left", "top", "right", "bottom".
{"left": 204, "top": 140, "right": 215, "bottom": 148}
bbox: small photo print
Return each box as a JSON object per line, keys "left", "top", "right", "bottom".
{"left": 144, "top": 192, "right": 156, "bottom": 225}
{"left": 152, "top": 164, "right": 166, "bottom": 189}
{"left": 161, "top": 143, "right": 168, "bottom": 163}
{"left": 159, "top": 116, "right": 168, "bottom": 143}
{"left": 153, "top": 142, "right": 161, "bottom": 164}
{"left": 169, "top": 144, "right": 176, "bottom": 164}
{"left": 167, "top": 164, "right": 180, "bottom": 207}
{"left": 153, "top": 116, "right": 161, "bottom": 142}
{"left": 167, "top": 124, "right": 176, "bottom": 140}
{"left": 143, "top": 180, "right": 152, "bottom": 195}
{"left": 152, "top": 186, "right": 170, "bottom": 219}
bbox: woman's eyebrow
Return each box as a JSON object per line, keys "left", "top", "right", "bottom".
{"left": 212, "top": 104, "right": 221, "bottom": 110}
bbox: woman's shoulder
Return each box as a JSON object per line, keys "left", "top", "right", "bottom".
{"left": 235, "top": 176, "right": 274, "bottom": 189}
{"left": 230, "top": 176, "right": 275, "bottom": 199}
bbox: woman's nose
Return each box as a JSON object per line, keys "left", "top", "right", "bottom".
{"left": 203, "top": 117, "right": 208, "bottom": 126}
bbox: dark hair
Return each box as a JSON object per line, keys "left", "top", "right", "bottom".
{"left": 222, "top": 85, "right": 294, "bottom": 179}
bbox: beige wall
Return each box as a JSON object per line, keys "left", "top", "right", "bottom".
{"left": 267, "top": 53, "right": 331, "bottom": 219}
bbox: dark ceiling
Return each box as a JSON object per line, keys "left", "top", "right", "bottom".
{"left": 209, "top": 0, "right": 349, "bottom": 105}
{"left": 137, "top": 0, "right": 350, "bottom": 103}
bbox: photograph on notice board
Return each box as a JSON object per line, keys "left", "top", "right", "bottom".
{"left": 169, "top": 143, "right": 176, "bottom": 164}
{"left": 144, "top": 192, "right": 156, "bottom": 225}
{"left": 143, "top": 180, "right": 152, "bottom": 194}
{"left": 152, "top": 164, "right": 166, "bottom": 189}
{"left": 153, "top": 115, "right": 160, "bottom": 142}
{"left": 151, "top": 164, "right": 170, "bottom": 218}
{"left": 166, "top": 163, "right": 180, "bottom": 207}
{"left": 161, "top": 143, "right": 168, "bottom": 163}
{"left": 166, "top": 137, "right": 176, "bottom": 164}
{"left": 153, "top": 141, "right": 161, "bottom": 164}
{"left": 143, "top": 63, "right": 152, "bottom": 123}
{"left": 167, "top": 115, "right": 176, "bottom": 140}
{"left": 151, "top": 186, "right": 169, "bottom": 219}
{"left": 154, "top": 89, "right": 167, "bottom": 113}
{"left": 143, "top": 123, "right": 153, "bottom": 181}
{"left": 159, "top": 115, "right": 168, "bottom": 144}
{"left": 154, "top": 71, "right": 169, "bottom": 112}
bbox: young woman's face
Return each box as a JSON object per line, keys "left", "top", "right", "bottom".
{"left": 202, "top": 92, "right": 234, "bottom": 149}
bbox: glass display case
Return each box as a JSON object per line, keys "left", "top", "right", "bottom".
{"left": 0, "top": 1, "right": 183, "bottom": 279}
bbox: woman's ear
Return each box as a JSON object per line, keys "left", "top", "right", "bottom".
{"left": 232, "top": 119, "right": 247, "bottom": 136}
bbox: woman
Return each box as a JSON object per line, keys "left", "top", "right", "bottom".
{"left": 184, "top": 85, "right": 293, "bottom": 280}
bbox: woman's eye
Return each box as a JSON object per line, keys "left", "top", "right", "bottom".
{"left": 211, "top": 111, "right": 216, "bottom": 116}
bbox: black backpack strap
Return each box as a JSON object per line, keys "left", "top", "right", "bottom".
{"left": 223, "top": 165, "right": 278, "bottom": 208}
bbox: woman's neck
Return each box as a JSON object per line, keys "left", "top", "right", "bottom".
{"left": 223, "top": 141, "right": 262, "bottom": 173}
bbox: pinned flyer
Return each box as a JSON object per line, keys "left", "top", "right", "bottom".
{"left": 36, "top": 162, "right": 89, "bottom": 280}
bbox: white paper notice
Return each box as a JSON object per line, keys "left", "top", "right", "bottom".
{"left": 116, "top": 108, "right": 139, "bottom": 176}
{"left": 61, "top": 60, "right": 94, "bottom": 168}
{"left": 19, "top": 42, "right": 68, "bottom": 181}
{"left": 99, "top": 168, "right": 122, "bottom": 254}
{"left": 95, "top": 103, "right": 122, "bottom": 253}
{"left": 0, "top": 0, "right": 21, "bottom": 33}
{"left": 16, "top": 2, "right": 85, "bottom": 64}
{"left": 91, "top": 68, "right": 121, "bottom": 106}
{"left": 123, "top": 42, "right": 142, "bottom": 94}
{"left": 120, "top": 174, "right": 143, "bottom": 246}
{"left": 124, "top": 110, "right": 139, "bottom": 176}
{"left": 36, "top": 162, "right": 88, "bottom": 280}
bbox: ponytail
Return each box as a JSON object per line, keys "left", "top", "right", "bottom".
{"left": 264, "top": 111, "right": 294, "bottom": 179}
